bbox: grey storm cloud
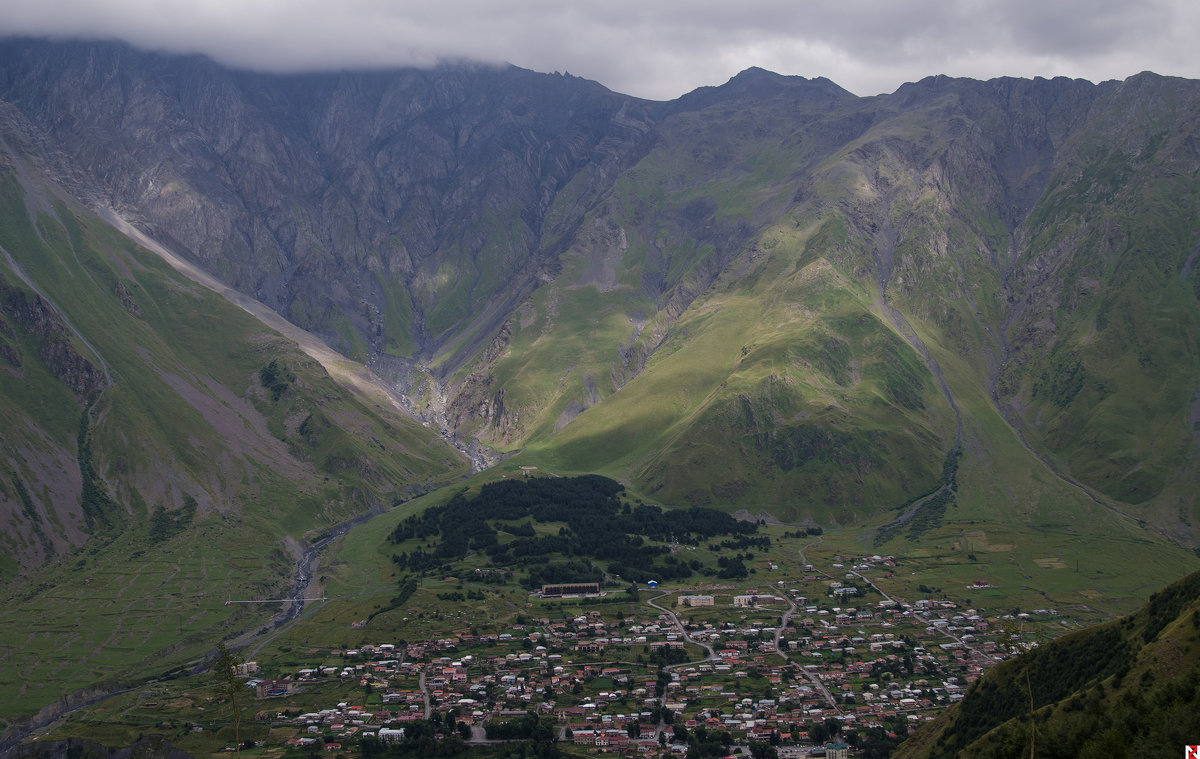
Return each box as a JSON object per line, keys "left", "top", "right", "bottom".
{"left": 1, "top": 0, "right": 1196, "bottom": 98}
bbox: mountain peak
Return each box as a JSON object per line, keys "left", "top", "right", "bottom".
{"left": 669, "top": 66, "right": 854, "bottom": 111}
{"left": 726, "top": 66, "right": 851, "bottom": 96}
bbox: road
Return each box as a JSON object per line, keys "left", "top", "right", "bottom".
{"left": 419, "top": 671, "right": 432, "bottom": 719}
{"left": 644, "top": 590, "right": 721, "bottom": 740}
{"left": 774, "top": 597, "right": 842, "bottom": 715}
{"left": 646, "top": 591, "right": 718, "bottom": 661}
{"left": 646, "top": 586, "right": 847, "bottom": 733}
{"left": 793, "top": 534, "right": 850, "bottom": 713}
{"left": 848, "top": 569, "right": 893, "bottom": 604}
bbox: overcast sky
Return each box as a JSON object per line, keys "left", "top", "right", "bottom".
{"left": 2, "top": 0, "right": 1197, "bottom": 100}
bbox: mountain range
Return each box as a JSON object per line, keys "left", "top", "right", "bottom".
{"left": 0, "top": 36, "right": 1199, "bottom": 730}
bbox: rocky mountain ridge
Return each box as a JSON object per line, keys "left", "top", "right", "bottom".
{"left": 1, "top": 37, "right": 1198, "bottom": 531}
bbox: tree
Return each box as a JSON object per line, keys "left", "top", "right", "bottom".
{"left": 749, "top": 742, "right": 778, "bottom": 759}
{"left": 808, "top": 721, "right": 829, "bottom": 744}
{"left": 213, "top": 641, "right": 244, "bottom": 752}
{"left": 824, "top": 716, "right": 843, "bottom": 737}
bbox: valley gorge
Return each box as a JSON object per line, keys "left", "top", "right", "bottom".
{"left": 1, "top": 37, "right": 1199, "bottom": 753}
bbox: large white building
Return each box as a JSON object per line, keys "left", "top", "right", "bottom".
{"left": 378, "top": 727, "right": 406, "bottom": 744}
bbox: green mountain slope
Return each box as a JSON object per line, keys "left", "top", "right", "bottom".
{"left": 896, "top": 568, "right": 1200, "bottom": 759}
{"left": 0, "top": 133, "right": 469, "bottom": 726}
{"left": 995, "top": 74, "right": 1200, "bottom": 519}
{"left": 447, "top": 71, "right": 954, "bottom": 517}
{"left": 452, "top": 72, "right": 1200, "bottom": 542}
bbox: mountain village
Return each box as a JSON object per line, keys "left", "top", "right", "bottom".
{"left": 214, "top": 554, "right": 1053, "bottom": 756}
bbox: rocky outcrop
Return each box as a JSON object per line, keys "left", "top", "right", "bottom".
{"left": 0, "top": 280, "right": 105, "bottom": 399}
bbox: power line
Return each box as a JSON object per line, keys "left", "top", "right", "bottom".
{"left": 224, "top": 597, "right": 326, "bottom": 605}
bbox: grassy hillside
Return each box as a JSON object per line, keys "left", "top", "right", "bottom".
{"left": 896, "top": 569, "right": 1200, "bottom": 759}
{"left": 995, "top": 75, "right": 1200, "bottom": 524}
{"left": 435, "top": 73, "right": 1200, "bottom": 556}
{"left": 0, "top": 153, "right": 469, "bottom": 727}
{"left": 445, "top": 83, "right": 958, "bottom": 522}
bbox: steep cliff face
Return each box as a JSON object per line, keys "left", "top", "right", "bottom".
{"left": 0, "top": 38, "right": 658, "bottom": 375}
{"left": 0, "top": 273, "right": 97, "bottom": 568}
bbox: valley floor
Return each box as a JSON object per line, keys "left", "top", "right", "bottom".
{"left": 24, "top": 538, "right": 1081, "bottom": 758}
